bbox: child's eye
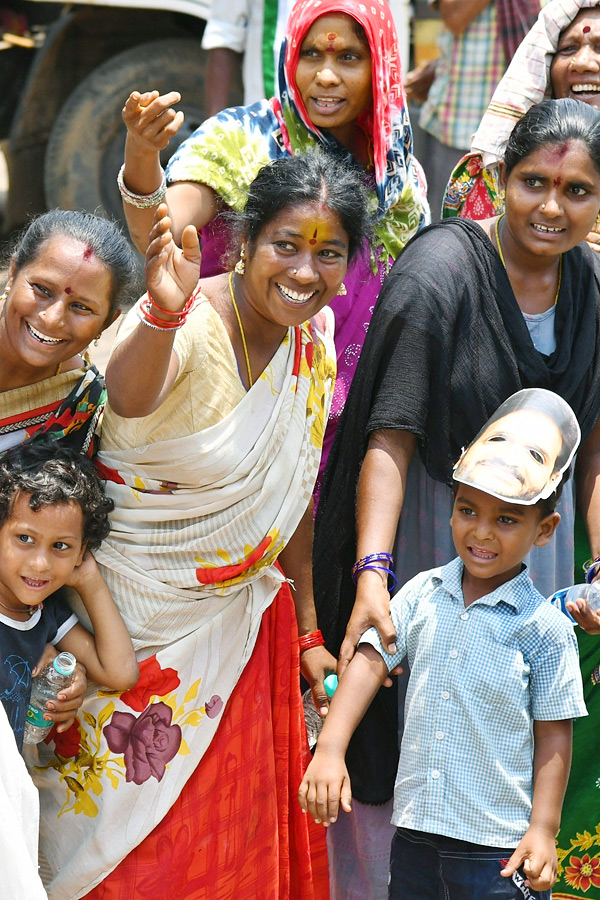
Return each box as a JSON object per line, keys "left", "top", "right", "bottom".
{"left": 529, "top": 449, "right": 544, "bottom": 465}
{"left": 459, "top": 507, "right": 475, "bottom": 517}
{"left": 498, "top": 515, "right": 516, "bottom": 525}
{"left": 17, "top": 534, "right": 34, "bottom": 544}
{"left": 53, "top": 541, "right": 70, "bottom": 551}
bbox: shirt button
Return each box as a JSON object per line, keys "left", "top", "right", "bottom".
{"left": 436, "top": 731, "right": 444, "bottom": 740}
{"left": 449, "top": 650, "right": 458, "bottom": 659}
{"left": 460, "top": 613, "right": 469, "bottom": 621}
{"left": 441, "top": 690, "right": 450, "bottom": 700}
{"left": 431, "top": 769, "right": 440, "bottom": 779}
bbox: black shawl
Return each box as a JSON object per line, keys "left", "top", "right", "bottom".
{"left": 314, "top": 218, "right": 600, "bottom": 803}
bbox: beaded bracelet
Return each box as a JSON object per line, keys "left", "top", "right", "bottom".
{"left": 298, "top": 630, "right": 325, "bottom": 653}
{"left": 117, "top": 164, "right": 167, "bottom": 209}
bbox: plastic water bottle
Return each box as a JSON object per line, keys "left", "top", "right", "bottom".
{"left": 23, "top": 652, "right": 77, "bottom": 745}
{"left": 565, "top": 583, "right": 600, "bottom": 613}
{"left": 302, "top": 674, "right": 339, "bottom": 750}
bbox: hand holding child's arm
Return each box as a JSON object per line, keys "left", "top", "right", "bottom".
{"left": 299, "top": 644, "right": 389, "bottom": 825}
{"left": 60, "top": 552, "right": 138, "bottom": 691}
{"left": 501, "top": 719, "right": 572, "bottom": 890}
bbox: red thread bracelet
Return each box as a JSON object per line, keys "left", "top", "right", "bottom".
{"left": 298, "top": 630, "right": 325, "bottom": 652}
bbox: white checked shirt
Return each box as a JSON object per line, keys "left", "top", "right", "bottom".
{"left": 360, "top": 557, "right": 587, "bottom": 848}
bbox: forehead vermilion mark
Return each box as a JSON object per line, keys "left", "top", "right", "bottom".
{"left": 584, "top": 25, "right": 591, "bottom": 33}
{"left": 65, "top": 286, "right": 73, "bottom": 295}
{"left": 554, "top": 177, "right": 562, "bottom": 187}
{"left": 309, "top": 228, "right": 318, "bottom": 245}
{"left": 83, "top": 245, "right": 93, "bottom": 261}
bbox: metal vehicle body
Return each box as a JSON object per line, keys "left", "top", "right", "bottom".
{"left": 3, "top": 0, "right": 224, "bottom": 230}
{"left": 4, "top": 0, "right": 413, "bottom": 233}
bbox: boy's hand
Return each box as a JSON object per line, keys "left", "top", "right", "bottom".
{"left": 298, "top": 748, "right": 352, "bottom": 826}
{"left": 65, "top": 549, "right": 102, "bottom": 591}
{"left": 32, "top": 645, "right": 88, "bottom": 732}
{"left": 500, "top": 825, "right": 558, "bottom": 891}
{"left": 300, "top": 645, "right": 337, "bottom": 717}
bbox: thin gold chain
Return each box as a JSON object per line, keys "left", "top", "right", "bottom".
{"left": 228, "top": 271, "right": 253, "bottom": 388}
{"left": 494, "top": 214, "right": 562, "bottom": 306}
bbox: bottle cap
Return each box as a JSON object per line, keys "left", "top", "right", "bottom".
{"left": 324, "top": 674, "right": 338, "bottom": 698}
{"left": 53, "top": 651, "right": 77, "bottom": 676}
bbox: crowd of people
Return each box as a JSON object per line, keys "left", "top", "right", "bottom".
{"left": 2, "top": 0, "right": 600, "bottom": 898}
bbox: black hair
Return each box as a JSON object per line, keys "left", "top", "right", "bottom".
{"left": 228, "top": 151, "right": 373, "bottom": 264}
{"left": 0, "top": 442, "right": 113, "bottom": 551}
{"left": 503, "top": 98, "right": 600, "bottom": 178}
{"left": 7, "top": 210, "right": 140, "bottom": 316}
{"left": 534, "top": 473, "right": 566, "bottom": 518}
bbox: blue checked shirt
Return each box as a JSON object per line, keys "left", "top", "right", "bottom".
{"left": 360, "top": 557, "right": 587, "bottom": 848}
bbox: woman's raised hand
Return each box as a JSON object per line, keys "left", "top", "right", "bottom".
{"left": 145, "top": 203, "right": 201, "bottom": 313}
{"left": 122, "top": 90, "right": 184, "bottom": 155}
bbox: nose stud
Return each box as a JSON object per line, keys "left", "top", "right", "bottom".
{"left": 291, "top": 268, "right": 297, "bottom": 275}
{"left": 569, "top": 57, "right": 577, "bottom": 68}
{"left": 541, "top": 204, "right": 546, "bottom": 210}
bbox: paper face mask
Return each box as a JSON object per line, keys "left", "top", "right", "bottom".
{"left": 453, "top": 389, "right": 580, "bottom": 505}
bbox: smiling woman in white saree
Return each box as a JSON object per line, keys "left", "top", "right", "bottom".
{"left": 32, "top": 152, "right": 371, "bottom": 900}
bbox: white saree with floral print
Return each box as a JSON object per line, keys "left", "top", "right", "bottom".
{"left": 27, "top": 304, "right": 335, "bottom": 899}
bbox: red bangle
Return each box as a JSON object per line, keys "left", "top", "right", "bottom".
{"left": 298, "top": 630, "right": 325, "bottom": 653}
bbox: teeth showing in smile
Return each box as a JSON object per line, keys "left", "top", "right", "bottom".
{"left": 277, "top": 284, "right": 317, "bottom": 304}
{"left": 27, "top": 322, "right": 63, "bottom": 344}
{"left": 532, "top": 224, "right": 564, "bottom": 233}
{"left": 572, "top": 84, "right": 600, "bottom": 93}
{"left": 469, "top": 547, "right": 497, "bottom": 560}
{"left": 314, "top": 97, "right": 342, "bottom": 106}
{"left": 23, "top": 577, "right": 47, "bottom": 587}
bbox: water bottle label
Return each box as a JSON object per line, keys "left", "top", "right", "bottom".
{"left": 26, "top": 704, "right": 49, "bottom": 728}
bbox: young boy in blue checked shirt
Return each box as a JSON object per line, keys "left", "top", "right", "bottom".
{"left": 300, "top": 389, "right": 587, "bottom": 899}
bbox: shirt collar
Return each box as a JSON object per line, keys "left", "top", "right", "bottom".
{"left": 436, "top": 556, "right": 531, "bottom": 611}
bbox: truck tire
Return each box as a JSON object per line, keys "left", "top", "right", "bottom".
{"left": 44, "top": 38, "right": 214, "bottom": 227}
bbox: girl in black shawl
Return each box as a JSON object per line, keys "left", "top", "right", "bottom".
{"left": 314, "top": 99, "right": 600, "bottom": 841}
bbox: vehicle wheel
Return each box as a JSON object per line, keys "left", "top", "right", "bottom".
{"left": 44, "top": 38, "right": 239, "bottom": 228}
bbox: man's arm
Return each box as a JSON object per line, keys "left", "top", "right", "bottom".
{"left": 437, "top": 0, "right": 492, "bottom": 36}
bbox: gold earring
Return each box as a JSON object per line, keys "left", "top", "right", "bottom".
{"left": 234, "top": 246, "right": 246, "bottom": 275}
{"left": 498, "top": 187, "right": 505, "bottom": 203}
{"left": 337, "top": 282, "right": 347, "bottom": 296}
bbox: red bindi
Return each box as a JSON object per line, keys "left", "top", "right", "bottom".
{"left": 326, "top": 31, "right": 337, "bottom": 51}
{"left": 65, "top": 286, "right": 73, "bottom": 294}
{"left": 309, "top": 228, "right": 318, "bottom": 245}
{"left": 554, "top": 177, "right": 562, "bottom": 187}
{"left": 583, "top": 25, "right": 591, "bottom": 33}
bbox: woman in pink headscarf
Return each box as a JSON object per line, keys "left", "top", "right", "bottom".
{"left": 118, "top": 0, "right": 429, "bottom": 503}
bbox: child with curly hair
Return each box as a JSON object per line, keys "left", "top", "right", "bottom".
{"left": 0, "top": 442, "right": 138, "bottom": 750}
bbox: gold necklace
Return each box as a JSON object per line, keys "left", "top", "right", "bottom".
{"left": 494, "top": 215, "right": 562, "bottom": 306}
{"left": 228, "top": 271, "right": 253, "bottom": 388}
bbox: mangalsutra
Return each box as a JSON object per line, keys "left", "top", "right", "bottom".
{"left": 228, "top": 271, "right": 253, "bottom": 388}
{"left": 494, "top": 214, "right": 562, "bottom": 306}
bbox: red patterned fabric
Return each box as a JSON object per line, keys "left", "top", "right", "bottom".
{"left": 83, "top": 582, "right": 329, "bottom": 900}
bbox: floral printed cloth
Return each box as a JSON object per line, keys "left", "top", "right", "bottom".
{"left": 30, "top": 302, "right": 335, "bottom": 898}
